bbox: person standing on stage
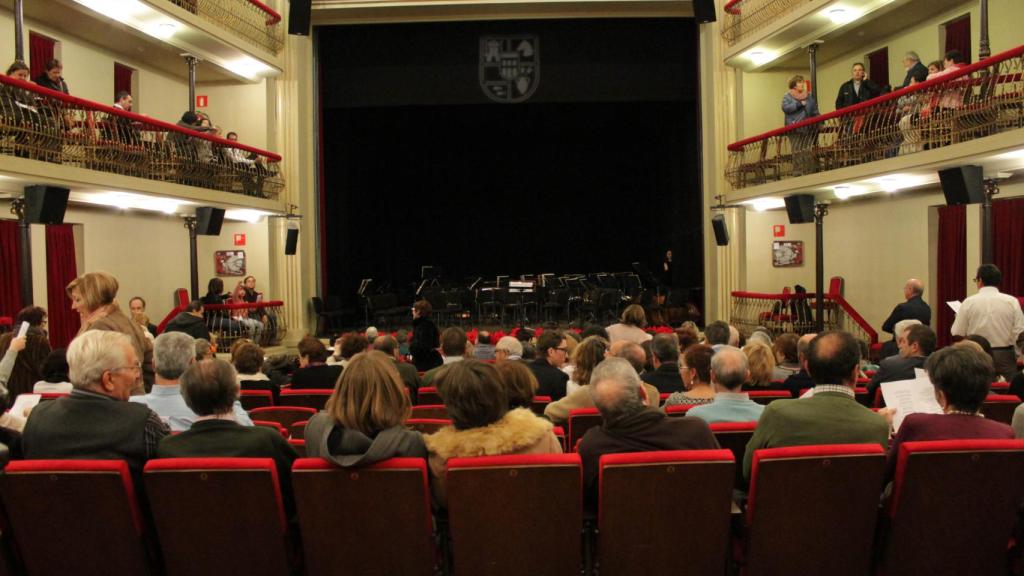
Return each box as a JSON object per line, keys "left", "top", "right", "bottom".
{"left": 410, "top": 299, "right": 443, "bottom": 372}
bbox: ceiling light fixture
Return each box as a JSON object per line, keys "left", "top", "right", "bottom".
{"left": 746, "top": 50, "right": 776, "bottom": 66}
{"left": 825, "top": 6, "right": 857, "bottom": 24}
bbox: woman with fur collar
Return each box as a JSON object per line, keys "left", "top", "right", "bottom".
{"left": 424, "top": 360, "right": 562, "bottom": 507}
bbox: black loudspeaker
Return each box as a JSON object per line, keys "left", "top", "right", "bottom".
{"left": 24, "top": 185, "right": 70, "bottom": 224}
{"left": 288, "top": 0, "right": 311, "bottom": 36}
{"left": 285, "top": 226, "right": 299, "bottom": 255}
{"left": 693, "top": 0, "right": 717, "bottom": 23}
{"left": 195, "top": 207, "right": 225, "bottom": 236}
{"left": 939, "top": 165, "right": 984, "bottom": 205}
{"left": 785, "top": 194, "right": 817, "bottom": 224}
{"left": 711, "top": 214, "right": 729, "bottom": 246}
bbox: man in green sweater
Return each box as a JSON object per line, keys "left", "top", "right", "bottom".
{"left": 743, "top": 331, "right": 888, "bottom": 479}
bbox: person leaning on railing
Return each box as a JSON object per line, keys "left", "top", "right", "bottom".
{"left": 781, "top": 74, "right": 820, "bottom": 176}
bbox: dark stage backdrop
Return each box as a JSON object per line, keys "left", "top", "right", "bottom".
{"left": 319, "top": 18, "right": 703, "bottom": 310}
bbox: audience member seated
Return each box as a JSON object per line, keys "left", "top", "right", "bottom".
{"left": 688, "top": 346, "right": 764, "bottom": 424}
{"left": 747, "top": 329, "right": 772, "bottom": 347}
{"left": 578, "top": 357, "right": 719, "bottom": 505}
{"left": 581, "top": 324, "right": 610, "bottom": 341}
{"left": 563, "top": 335, "right": 609, "bottom": 397}
{"left": 425, "top": 360, "right": 561, "bottom": 507}
{"left": 410, "top": 299, "right": 443, "bottom": 372}
{"left": 195, "top": 338, "right": 215, "bottom": 361}
{"left": 233, "top": 342, "right": 284, "bottom": 402}
{"left": 561, "top": 333, "right": 579, "bottom": 382}
{"left": 527, "top": 330, "right": 570, "bottom": 401}
{"left": 290, "top": 336, "right": 343, "bottom": 389}
{"left": 521, "top": 342, "right": 538, "bottom": 360}
{"left": 422, "top": 327, "right": 469, "bottom": 386}
{"left": 372, "top": 335, "right": 421, "bottom": 401}
{"left": 157, "top": 358, "right": 296, "bottom": 513}
{"left": 131, "top": 312, "right": 154, "bottom": 343}
{"left": 304, "top": 350, "right": 426, "bottom": 467}
{"left": 496, "top": 359, "right": 539, "bottom": 410}
{"left": 770, "top": 333, "right": 800, "bottom": 381}
{"left": 780, "top": 333, "right": 816, "bottom": 397}
{"left": 609, "top": 340, "right": 662, "bottom": 402}
{"left": 881, "top": 312, "right": 924, "bottom": 360}
{"left": 663, "top": 344, "right": 715, "bottom": 407}
{"left": 494, "top": 336, "right": 523, "bottom": 364}
{"left": 132, "top": 333, "right": 252, "bottom": 432}
{"left": 676, "top": 321, "right": 701, "bottom": 350}
{"left": 606, "top": 305, "right": 654, "bottom": 344}
{"left": 742, "top": 341, "right": 777, "bottom": 387}
{"left": 328, "top": 332, "right": 369, "bottom": 368}
{"left": 472, "top": 331, "right": 496, "bottom": 361}
{"left": 33, "top": 348, "right": 72, "bottom": 394}
{"left": 0, "top": 320, "right": 51, "bottom": 402}
{"left": 704, "top": 320, "right": 731, "bottom": 350}
{"left": 201, "top": 278, "right": 244, "bottom": 335}
{"left": 641, "top": 333, "right": 684, "bottom": 393}
{"left": 68, "top": 271, "right": 154, "bottom": 393}
{"left": 868, "top": 324, "right": 936, "bottom": 401}
{"left": 228, "top": 282, "right": 264, "bottom": 342}
{"left": 128, "top": 297, "right": 159, "bottom": 338}
{"left": 23, "top": 331, "right": 169, "bottom": 474}
{"left": 743, "top": 331, "right": 888, "bottom": 479}
{"left": 396, "top": 329, "right": 411, "bottom": 357}
{"left": 163, "top": 300, "right": 212, "bottom": 341}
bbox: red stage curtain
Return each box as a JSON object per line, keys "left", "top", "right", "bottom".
{"left": 45, "top": 225, "right": 79, "bottom": 348}
{"left": 936, "top": 205, "right": 966, "bottom": 348}
{"left": 944, "top": 16, "right": 971, "bottom": 63}
{"left": 114, "top": 63, "right": 133, "bottom": 98}
{"left": 992, "top": 197, "right": 1024, "bottom": 298}
{"left": 867, "top": 48, "right": 889, "bottom": 88}
{"left": 28, "top": 33, "right": 55, "bottom": 79}
{"left": 0, "top": 220, "right": 22, "bottom": 319}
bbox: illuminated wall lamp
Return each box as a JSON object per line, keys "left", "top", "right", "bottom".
{"left": 834, "top": 185, "right": 853, "bottom": 199}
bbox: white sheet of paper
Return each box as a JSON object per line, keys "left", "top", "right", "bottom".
{"left": 946, "top": 300, "right": 961, "bottom": 314}
{"left": 16, "top": 321, "right": 29, "bottom": 338}
{"left": 914, "top": 368, "right": 927, "bottom": 379}
{"left": 881, "top": 377, "right": 943, "bottom": 433}
{"left": 11, "top": 393, "right": 41, "bottom": 418}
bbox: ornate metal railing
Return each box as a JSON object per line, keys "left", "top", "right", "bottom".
{"left": 166, "top": 0, "right": 284, "bottom": 55}
{"left": 204, "top": 301, "right": 288, "bottom": 348}
{"left": 727, "top": 44, "right": 1024, "bottom": 189}
{"left": 0, "top": 74, "right": 283, "bottom": 199}
{"left": 730, "top": 291, "right": 877, "bottom": 345}
{"left": 721, "top": 0, "right": 809, "bottom": 46}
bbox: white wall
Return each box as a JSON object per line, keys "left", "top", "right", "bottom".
{"left": 194, "top": 80, "right": 269, "bottom": 150}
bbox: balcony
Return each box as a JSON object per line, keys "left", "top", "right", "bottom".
{"left": 720, "top": 0, "right": 808, "bottom": 48}
{"left": 0, "top": 74, "right": 284, "bottom": 206}
{"left": 730, "top": 290, "right": 877, "bottom": 346}
{"left": 164, "top": 0, "right": 284, "bottom": 55}
{"left": 725, "top": 45, "right": 1024, "bottom": 197}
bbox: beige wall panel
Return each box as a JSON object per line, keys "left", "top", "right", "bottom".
{"left": 195, "top": 80, "right": 270, "bottom": 150}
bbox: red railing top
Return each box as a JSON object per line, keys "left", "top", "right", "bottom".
{"left": 731, "top": 291, "right": 878, "bottom": 343}
{"left": 727, "top": 43, "right": 1024, "bottom": 152}
{"left": 205, "top": 301, "right": 285, "bottom": 310}
{"left": 248, "top": 0, "right": 282, "bottom": 25}
{"left": 723, "top": 0, "right": 741, "bottom": 15}
{"left": 0, "top": 74, "right": 282, "bottom": 162}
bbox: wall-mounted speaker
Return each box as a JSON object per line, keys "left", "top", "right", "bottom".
{"left": 24, "top": 185, "right": 70, "bottom": 224}
{"left": 711, "top": 214, "right": 729, "bottom": 246}
{"left": 784, "top": 194, "right": 816, "bottom": 224}
{"left": 195, "top": 207, "right": 225, "bottom": 236}
{"left": 693, "top": 0, "right": 717, "bottom": 23}
{"left": 288, "top": 0, "right": 311, "bottom": 36}
{"left": 938, "top": 165, "right": 984, "bottom": 205}
{"left": 285, "top": 224, "right": 299, "bottom": 255}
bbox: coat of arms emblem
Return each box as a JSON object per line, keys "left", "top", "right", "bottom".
{"left": 480, "top": 36, "right": 539, "bottom": 103}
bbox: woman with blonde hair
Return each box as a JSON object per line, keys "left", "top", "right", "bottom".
{"left": 67, "top": 271, "right": 153, "bottom": 393}
{"left": 304, "top": 350, "right": 426, "bottom": 467}
{"left": 742, "top": 341, "right": 777, "bottom": 388}
{"left": 606, "top": 304, "right": 653, "bottom": 344}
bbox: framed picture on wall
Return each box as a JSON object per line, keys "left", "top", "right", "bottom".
{"left": 214, "top": 250, "right": 246, "bottom": 276}
{"left": 772, "top": 241, "right": 803, "bottom": 267}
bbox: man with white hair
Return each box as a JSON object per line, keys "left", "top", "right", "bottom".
{"left": 881, "top": 278, "right": 930, "bottom": 357}
{"left": 131, "top": 332, "right": 253, "bottom": 431}
{"left": 577, "top": 357, "right": 718, "bottom": 503}
{"left": 494, "top": 336, "right": 523, "bottom": 364}
{"left": 22, "top": 331, "right": 170, "bottom": 473}
{"left": 688, "top": 346, "right": 765, "bottom": 424}
{"left": 881, "top": 318, "right": 923, "bottom": 360}
{"left": 900, "top": 51, "right": 928, "bottom": 88}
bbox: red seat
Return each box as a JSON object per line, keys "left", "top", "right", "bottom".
{"left": 979, "top": 394, "right": 1020, "bottom": 425}
{"left": 289, "top": 420, "right": 309, "bottom": 440}
{"left": 988, "top": 381, "right": 1010, "bottom": 393}
{"left": 38, "top": 393, "right": 69, "bottom": 401}
{"left": 747, "top": 390, "right": 791, "bottom": 404}
{"left": 240, "top": 389, "right": 275, "bottom": 410}
{"left": 599, "top": 450, "right": 734, "bottom": 575}
{"left": 279, "top": 389, "right": 332, "bottom": 410}
{"left": 405, "top": 418, "right": 451, "bottom": 434}
{"left": 1, "top": 460, "right": 148, "bottom": 575}
{"left": 292, "top": 458, "right": 435, "bottom": 576}
{"left": 446, "top": 454, "right": 582, "bottom": 576}
{"left": 249, "top": 406, "right": 317, "bottom": 429}
{"left": 253, "top": 420, "right": 288, "bottom": 438}
{"left": 144, "top": 458, "right": 291, "bottom": 576}
{"left": 567, "top": 408, "right": 602, "bottom": 453}
{"left": 665, "top": 404, "right": 699, "bottom": 417}
{"left": 744, "top": 444, "right": 886, "bottom": 576}
{"left": 709, "top": 421, "right": 758, "bottom": 489}
{"left": 659, "top": 392, "right": 671, "bottom": 405}
{"left": 416, "top": 386, "right": 442, "bottom": 405}
{"left": 530, "top": 395, "right": 552, "bottom": 416}
{"left": 410, "top": 404, "right": 448, "bottom": 420}
{"left": 880, "top": 439, "right": 1024, "bottom": 576}
{"left": 289, "top": 438, "right": 306, "bottom": 457}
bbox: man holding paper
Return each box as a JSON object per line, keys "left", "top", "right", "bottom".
{"left": 951, "top": 264, "right": 1024, "bottom": 381}
{"left": 867, "top": 325, "right": 935, "bottom": 404}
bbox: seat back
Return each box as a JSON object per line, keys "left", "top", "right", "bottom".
{"left": 567, "top": 408, "right": 602, "bottom": 453}
{"left": 882, "top": 439, "right": 1024, "bottom": 576}
{"left": 415, "top": 386, "right": 442, "bottom": 405}
{"left": 979, "top": 394, "right": 1020, "bottom": 425}
{"left": 253, "top": 420, "right": 288, "bottom": 438}
{"left": 292, "top": 458, "right": 434, "bottom": 576}
{"left": 447, "top": 454, "right": 582, "bottom": 576}
{"left": 745, "top": 444, "right": 886, "bottom": 576}
{"left": 249, "top": 406, "right": 318, "bottom": 428}
{"left": 709, "top": 422, "right": 758, "bottom": 489}
{"left": 144, "top": 458, "right": 290, "bottom": 576}
{"left": 665, "top": 404, "right": 698, "bottom": 417}
{"left": 240, "top": 389, "right": 275, "bottom": 410}
{"left": 289, "top": 420, "right": 308, "bottom": 439}
{"left": 1, "top": 460, "right": 148, "bottom": 575}
{"left": 289, "top": 438, "right": 306, "bottom": 457}
{"left": 405, "top": 418, "right": 451, "bottom": 434}
{"left": 279, "top": 389, "right": 332, "bottom": 410}
{"left": 747, "top": 390, "right": 791, "bottom": 404}
{"left": 530, "top": 395, "right": 551, "bottom": 416}
{"left": 410, "top": 404, "right": 449, "bottom": 420}
{"left": 599, "top": 450, "right": 734, "bottom": 576}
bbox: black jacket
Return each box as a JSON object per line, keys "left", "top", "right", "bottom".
{"left": 881, "top": 295, "right": 932, "bottom": 335}
{"left": 289, "top": 364, "right": 343, "bottom": 389}
{"left": 410, "top": 317, "right": 442, "bottom": 372}
{"left": 641, "top": 362, "right": 685, "bottom": 393}
{"left": 527, "top": 358, "right": 569, "bottom": 401}
{"left": 835, "top": 78, "right": 883, "bottom": 110}
{"left": 33, "top": 74, "right": 69, "bottom": 94}
{"left": 163, "top": 312, "right": 211, "bottom": 341}
{"left": 867, "top": 354, "right": 928, "bottom": 402}
{"left": 901, "top": 62, "right": 929, "bottom": 88}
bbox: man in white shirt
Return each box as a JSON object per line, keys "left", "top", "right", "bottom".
{"left": 951, "top": 264, "right": 1024, "bottom": 381}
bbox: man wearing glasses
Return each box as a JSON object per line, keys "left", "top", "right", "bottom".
{"left": 528, "top": 330, "right": 570, "bottom": 401}
{"left": 951, "top": 264, "right": 1024, "bottom": 381}
{"left": 22, "top": 330, "right": 170, "bottom": 475}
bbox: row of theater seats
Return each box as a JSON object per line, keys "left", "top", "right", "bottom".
{"left": 2, "top": 440, "right": 1023, "bottom": 575}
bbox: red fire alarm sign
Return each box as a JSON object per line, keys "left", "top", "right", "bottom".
{"left": 773, "top": 225, "right": 786, "bottom": 238}
{"left": 233, "top": 233, "right": 246, "bottom": 246}
{"left": 196, "top": 95, "right": 208, "bottom": 108}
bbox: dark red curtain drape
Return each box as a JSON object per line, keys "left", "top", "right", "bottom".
{"left": 867, "top": 48, "right": 889, "bottom": 88}
{"left": 992, "top": 197, "right": 1024, "bottom": 298}
{"left": 45, "top": 225, "right": 79, "bottom": 348}
{"left": 937, "top": 205, "right": 966, "bottom": 348}
{"left": 944, "top": 16, "right": 971, "bottom": 63}
{"left": 0, "top": 220, "right": 22, "bottom": 320}
{"left": 28, "top": 33, "right": 55, "bottom": 79}
{"left": 114, "top": 63, "right": 133, "bottom": 98}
